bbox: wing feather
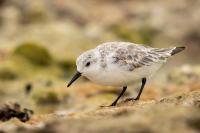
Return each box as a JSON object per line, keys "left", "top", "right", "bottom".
{"left": 112, "top": 44, "right": 173, "bottom": 71}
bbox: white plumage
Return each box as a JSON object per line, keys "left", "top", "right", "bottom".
{"left": 68, "top": 42, "right": 185, "bottom": 106}
{"left": 76, "top": 42, "right": 184, "bottom": 86}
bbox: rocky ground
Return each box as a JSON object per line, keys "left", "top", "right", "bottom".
{"left": 0, "top": 91, "right": 200, "bottom": 133}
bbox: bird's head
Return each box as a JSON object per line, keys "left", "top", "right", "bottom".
{"left": 67, "top": 49, "right": 98, "bottom": 87}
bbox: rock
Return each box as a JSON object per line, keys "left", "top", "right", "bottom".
{"left": 0, "top": 102, "right": 33, "bottom": 122}
{"left": 167, "top": 64, "right": 200, "bottom": 84}
{"left": 187, "top": 113, "right": 200, "bottom": 132}
{"left": 158, "top": 91, "right": 200, "bottom": 107}
{"left": 15, "top": 102, "right": 200, "bottom": 133}
{"left": 3, "top": 91, "right": 197, "bottom": 133}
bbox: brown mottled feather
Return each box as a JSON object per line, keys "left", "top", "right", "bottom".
{"left": 97, "top": 42, "right": 184, "bottom": 71}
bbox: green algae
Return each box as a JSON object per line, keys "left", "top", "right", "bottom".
{"left": 13, "top": 42, "right": 53, "bottom": 66}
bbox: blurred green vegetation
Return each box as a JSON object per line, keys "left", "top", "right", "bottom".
{"left": 0, "top": 66, "right": 18, "bottom": 80}
{"left": 31, "top": 88, "right": 69, "bottom": 105}
{"left": 109, "top": 24, "right": 157, "bottom": 44}
{"left": 13, "top": 42, "right": 52, "bottom": 66}
{"left": 0, "top": 42, "right": 77, "bottom": 81}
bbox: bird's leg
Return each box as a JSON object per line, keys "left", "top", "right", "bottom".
{"left": 125, "top": 78, "right": 146, "bottom": 101}
{"left": 101, "top": 86, "right": 127, "bottom": 107}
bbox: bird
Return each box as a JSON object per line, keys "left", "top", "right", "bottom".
{"left": 67, "top": 42, "right": 185, "bottom": 106}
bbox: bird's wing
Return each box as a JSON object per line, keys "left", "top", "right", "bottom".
{"left": 111, "top": 44, "right": 173, "bottom": 71}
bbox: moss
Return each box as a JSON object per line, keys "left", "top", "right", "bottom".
{"left": 56, "top": 59, "right": 76, "bottom": 78}
{"left": 109, "top": 24, "right": 141, "bottom": 42}
{"left": 138, "top": 26, "right": 157, "bottom": 44}
{"left": 13, "top": 42, "right": 52, "bottom": 66}
{"left": 0, "top": 66, "right": 18, "bottom": 80}
{"left": 32, "top": 88, "right": 69, "bottom": 105}
{"left": 110, "top": 24, "right": 157, "bottom": 45}
{"left": 32, "top": 89, "right": 60, "bottom": 104}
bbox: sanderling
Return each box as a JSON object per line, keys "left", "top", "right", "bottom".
{"left": 67, "top": 42, "right": 185, "bottom": 106}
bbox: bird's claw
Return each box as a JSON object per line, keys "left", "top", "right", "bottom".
{"left": 100, "top": 103, "right": 116, "bottom": 108}
{"left": 124, "top": 97, "right": 139, "bottom": 102}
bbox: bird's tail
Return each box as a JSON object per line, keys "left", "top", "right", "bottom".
{"left": 171, "top": 46, "right": 186, "bottom": 56}
{"left": 150, "top": 46, "right": 186, "bottom": 58}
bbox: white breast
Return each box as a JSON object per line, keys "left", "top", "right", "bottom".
{"left": 86, "top": 62, "right": 163, "bottom": 87}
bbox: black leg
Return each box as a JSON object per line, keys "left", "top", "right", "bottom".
{"left": 126, "top": 78, "right": 146, "bottom": 101}
{"left": 109, "top": 86, "right": 127, "bottom": 106}
{"left": 134, "top": 78, "right": 146, "bottom": 100}
{"left": 100, "top": 86, "right": 127, "bottom": 107}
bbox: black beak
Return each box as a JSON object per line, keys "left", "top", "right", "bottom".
{"left": 67, "top": 71, "right": 82, "bottom": 87}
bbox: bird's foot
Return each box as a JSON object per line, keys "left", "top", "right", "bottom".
{"left": 124, "top": 97, "right": 139, "bottom": 102}
{"left": 100, "top": 102, "right": 117, "bottom": 108}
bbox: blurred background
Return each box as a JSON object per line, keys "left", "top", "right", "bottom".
{"left": 0, "top": 0, "right": 200, "bottom": 132}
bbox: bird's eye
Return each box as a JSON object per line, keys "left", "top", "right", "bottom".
{"left": 85, "top": 62, "right": 91, "bottom": 67}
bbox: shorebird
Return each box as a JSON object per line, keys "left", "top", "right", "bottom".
{"left": 67, "top": 42, "right": 185, "bottom": 106}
